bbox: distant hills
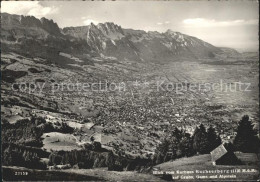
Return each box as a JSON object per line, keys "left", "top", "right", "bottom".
{"left": 1, "top": 13, "right": 236, "bottom": 62}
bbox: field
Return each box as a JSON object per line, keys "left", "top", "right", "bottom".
{"left": 155, "top": 153, "right": 259, "bottom": 181}
{"left": 2, "top": 166, "right": 167, "bottom": 182}
{"left": 2, "top": 166, "right": 103, "bottom": 181}
{"left": 42, "top": 132, "right": 81, "bottom": 152}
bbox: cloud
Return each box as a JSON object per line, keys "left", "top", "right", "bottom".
{"left": 83, "top": 19, "right": 99, "bottom": 25}
{"left": 183, "top": 18, "right": 258, "bottom": 27}
{"left": 1, "top": 1, "right": 59, "bottom": 18}
{"left": 157, "top": 21, "right": 171, "bottom": 26}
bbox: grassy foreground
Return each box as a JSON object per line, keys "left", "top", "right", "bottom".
{"left": 155, "top": 153, "right": 259, "bottom": 181}
{"left": 2, "top": 166, "right": 167, "bottom": 181}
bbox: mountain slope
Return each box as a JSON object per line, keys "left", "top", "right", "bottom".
{"left": 63, "top": 23, "right": 222, "bottom": 61}
{"left": 1, "top": 13, "right": 93, "bottom": 60}
{"left": 1, "top": 13, "right": 61, "bottom": 40}
{"left": 2, "top": 13, "right": 224, "bottom": 62}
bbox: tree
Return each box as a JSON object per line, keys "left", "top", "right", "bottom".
{"left": 168, "top": 127, "right": 183, "bottom": 159}
{"left": 193, "top": 124, "right": 210, "bottom": 154}
{"left": 3, "top": 146, "right": 13, "bottom": 166}
{"left": 90, "top": 136, "right": 95, "bottom": 143}
{"left": 155, "top": 153, "right": 164, "bottom": 165}
{"left": 207, "top": 126, "right": 222, "bottom": 152}
{"left": 60, "top": 122, "right": 74, "bottom": 133}
{"left": 62, "top": 152, "right": 70, "bottom": 165}
{"left": 178, "top": 133, "right": 195, "bottom": 157}
{"left": 224, "top": 142, "right": 235, "bottom": 152}
{"left": 92, "top": 141, "right": 102, "bottom": 151}
{"left": 233, "top": 115, "right": 259, "bottom": 153}
{"left": 106, "top": 151, "right": 121, "bottom": 171}
{"left": 49, "top": 153, "right": 62, "bottom": 165}
{"left": 154, "top": 138, "right": 170, "bottom": 164}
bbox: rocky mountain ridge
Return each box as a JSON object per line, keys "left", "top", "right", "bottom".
{"left": 1, "top": 13, "right": 228, "bottom": 62}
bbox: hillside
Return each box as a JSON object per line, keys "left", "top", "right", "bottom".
{"left": 155, "top": 153, "right": 259, "bottom": 181}
{"left": 3, "top": 166, "right": 167, "bottom": 181}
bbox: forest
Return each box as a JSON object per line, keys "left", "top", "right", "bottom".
{"left": 1, "top": 115, "right": 259, "bottom": 171}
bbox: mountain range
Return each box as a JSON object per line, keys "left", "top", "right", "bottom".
{"left": 1, "top": 13, "right": 234, "bottom": 62}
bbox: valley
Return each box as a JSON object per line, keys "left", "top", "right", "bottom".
{"left": 1, "top": 49, "right": 258, "bottom": 158}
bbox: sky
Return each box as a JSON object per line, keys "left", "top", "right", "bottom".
{"left": 1, "top": 1, "right": 259, "bottom": 52}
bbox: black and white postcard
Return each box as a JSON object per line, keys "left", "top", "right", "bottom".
{"left": 1, "top": 1, "right": 259, "bottom": 181}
